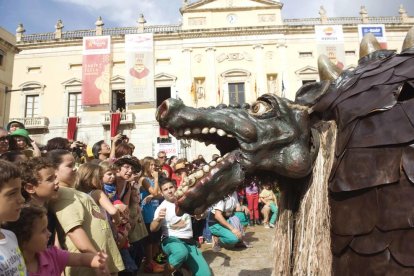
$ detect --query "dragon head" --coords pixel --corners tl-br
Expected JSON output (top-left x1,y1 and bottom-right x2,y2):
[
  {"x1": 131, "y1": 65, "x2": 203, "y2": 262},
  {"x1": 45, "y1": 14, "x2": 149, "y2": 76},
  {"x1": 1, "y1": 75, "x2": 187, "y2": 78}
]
[{"x1": 156, "y1": 94, "x2": 319, "y2": 215}]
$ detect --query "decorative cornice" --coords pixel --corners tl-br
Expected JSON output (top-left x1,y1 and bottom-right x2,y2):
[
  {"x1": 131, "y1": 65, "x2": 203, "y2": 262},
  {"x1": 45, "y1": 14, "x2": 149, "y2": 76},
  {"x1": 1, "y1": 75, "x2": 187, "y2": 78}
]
[
  {"x1": 14, "y1": 19, "x2": 414, "y2": 50},
  {"x1": 0, "y1": 37, "x2": 20, "y2": 53}
]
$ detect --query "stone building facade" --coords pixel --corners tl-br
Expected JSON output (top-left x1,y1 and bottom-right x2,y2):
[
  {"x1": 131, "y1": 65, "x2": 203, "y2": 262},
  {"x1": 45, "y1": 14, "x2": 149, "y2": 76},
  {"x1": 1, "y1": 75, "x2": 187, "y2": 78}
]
[{"x1": 6, "y1": 0, "x2": 414, "y2": 159}]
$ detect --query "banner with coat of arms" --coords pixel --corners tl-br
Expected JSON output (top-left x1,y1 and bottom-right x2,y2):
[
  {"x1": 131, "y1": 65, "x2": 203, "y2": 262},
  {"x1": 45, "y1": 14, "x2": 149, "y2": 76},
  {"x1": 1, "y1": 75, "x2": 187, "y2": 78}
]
[
  {"x1": 81, "y1": 36, "x2": 111, "y2": 106},
  {"x1": 125, "y1": 33, "x2": 155, "y2": 104}
]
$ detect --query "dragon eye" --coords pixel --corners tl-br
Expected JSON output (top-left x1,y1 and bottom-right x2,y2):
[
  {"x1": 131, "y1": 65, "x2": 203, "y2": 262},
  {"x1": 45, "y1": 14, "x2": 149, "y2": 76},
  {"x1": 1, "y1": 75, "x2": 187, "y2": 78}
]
[{"x1": 250, "y1": 101, "x2": 271, "y2": 115}]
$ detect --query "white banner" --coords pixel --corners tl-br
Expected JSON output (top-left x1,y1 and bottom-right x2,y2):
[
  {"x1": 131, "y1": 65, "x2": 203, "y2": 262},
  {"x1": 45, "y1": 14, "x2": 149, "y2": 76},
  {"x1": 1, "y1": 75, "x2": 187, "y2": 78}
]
[
  {"x1": 315, "y1": 25, "x2": 345, "y2": 69},
  {"x1": 315, "y1": 25, "x2": 344, "y2": 43},
  {"x1": 125, "y1": 34, "x2": 155, "y2": 103},
  {"x1": 358, "y1": 24, "x2": 387, "y2": 48}
]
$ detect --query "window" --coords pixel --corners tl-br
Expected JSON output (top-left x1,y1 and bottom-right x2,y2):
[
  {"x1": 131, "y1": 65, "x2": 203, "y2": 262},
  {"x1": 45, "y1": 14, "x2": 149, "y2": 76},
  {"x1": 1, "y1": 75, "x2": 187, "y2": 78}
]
[
  {"x1": 0, "y1": 49, "x2": 4, "y2": 66},
  {"x1": 299, "y1": 52, "x2": 313, "y2": 58},
  {"x1": 111, "y1": 90, "x2": 126, "y2": 112},
  {"x1": 68, "y1": 92, "x2": 82, "y2": 117},
  {"x1": 25, "y1": 95, "x2": 39, "y2": 117},
  {"x1": 228, "y1": 83, "x2": 245, "y2": 105}
]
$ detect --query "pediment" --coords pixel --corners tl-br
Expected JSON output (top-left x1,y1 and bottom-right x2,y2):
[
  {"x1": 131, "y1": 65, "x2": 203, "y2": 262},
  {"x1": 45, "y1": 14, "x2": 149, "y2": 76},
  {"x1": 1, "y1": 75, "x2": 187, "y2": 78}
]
[
  {"x1": 61, "y1": 78, "x2": 82, "y2": 87},
  {"x1": 184, "y1": 0, "x2": 282, "y2": 12},
  {"x1": 295, "y1": 66, "x2": 318, "y2": 75},
  {"x1": 111, "y1": 75, "x2": 125, "y2": 83},
  {"x1": 154, "y1": 73, "x2": 177, "y2": 82}
]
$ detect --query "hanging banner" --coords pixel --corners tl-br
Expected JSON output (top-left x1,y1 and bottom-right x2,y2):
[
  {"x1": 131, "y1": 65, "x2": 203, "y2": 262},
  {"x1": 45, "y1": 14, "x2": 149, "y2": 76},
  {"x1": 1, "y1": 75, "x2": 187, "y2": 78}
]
[
  {"x1": 358, "y1": 24, "x2": 387, "y2": 49},
  {"x1": 81, "y1": 36, "x2": 111, "y2": 106},
  {"x1": 125, "y1": 33, "x2": 155, "y2": 103},
  {"x1": 315, "y1": 25, "x2": 345, "y2": 69}
]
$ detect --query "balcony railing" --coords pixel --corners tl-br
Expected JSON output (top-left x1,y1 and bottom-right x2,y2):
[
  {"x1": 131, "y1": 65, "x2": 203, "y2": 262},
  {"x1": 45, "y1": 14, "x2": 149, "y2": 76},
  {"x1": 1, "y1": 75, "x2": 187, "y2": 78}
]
[
  {"x1": 102, "y1": 112, "x2": 135, "y2": 125},
  {"x1": 9, "y1": 117, "x2": 49, "y2": 129}
]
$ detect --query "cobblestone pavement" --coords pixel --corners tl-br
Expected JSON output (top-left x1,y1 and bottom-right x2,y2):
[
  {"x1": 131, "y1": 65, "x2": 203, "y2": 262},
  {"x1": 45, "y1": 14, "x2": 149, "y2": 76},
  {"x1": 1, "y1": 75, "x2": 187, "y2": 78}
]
[{"x1": 140, "y1": 224, "x2": 275, "y2": 275}]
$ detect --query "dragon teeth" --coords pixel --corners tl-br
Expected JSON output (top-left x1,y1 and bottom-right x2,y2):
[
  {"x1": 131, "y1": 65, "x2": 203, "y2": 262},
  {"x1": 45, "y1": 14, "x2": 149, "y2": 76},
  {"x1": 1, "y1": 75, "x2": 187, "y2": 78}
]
[
  {"x1": 175, "y1": 190, "x2": 184, "y2": 197},
  {"x1": 178, "y1": 129, "x2": 184, "y2": 136},
  {"x1": 209, "y1": 127, "x2": 217, "y2": 134},
  {"x1": 217, "y1": 129, "x2": 226, "y2": 136},
  {"x1": 181, "y1": 186, "x2": 189, "y2": 193},
  {"x1": 209, "y1": 161, "x2": 217, "y2": 167},
  {"x1": 193, "y1": 128, "x2": 201, "y2": 134},
  {"x1": 184, "y1": 128, "x2": 191, "y2": 136},
  {"x1": 202, "y1": 127, "x2": 209, "y2": 134},
  {"x1": 227, "y1": 134, "x2": 234, "y2": 138},
  {"x1": 217, "y1": 157, "x2": 223, "y2": 162},
  {"x1": 203, "y1": 165, "x2": 210, "y2": 173},
  {"x1": 194, "y1": 170, "x2": 204, "y2": 179}
]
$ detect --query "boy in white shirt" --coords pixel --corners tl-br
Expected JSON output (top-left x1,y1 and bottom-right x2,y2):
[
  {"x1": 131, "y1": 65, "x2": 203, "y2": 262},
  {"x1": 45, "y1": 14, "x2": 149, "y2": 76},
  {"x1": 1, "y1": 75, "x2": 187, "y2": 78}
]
[
  {"x1": 0, "y1": 160, "x2": 27, "y2": 275},
  {"x1": 150, "y1": 178, "x2": 211, "y2": 276}
]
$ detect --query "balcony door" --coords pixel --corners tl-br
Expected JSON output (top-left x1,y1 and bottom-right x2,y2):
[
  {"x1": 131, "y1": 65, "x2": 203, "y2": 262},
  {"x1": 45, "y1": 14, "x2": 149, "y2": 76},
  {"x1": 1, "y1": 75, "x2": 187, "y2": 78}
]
[{"x1": 111, "y1": 89, "x2": 126, "y2": 112}]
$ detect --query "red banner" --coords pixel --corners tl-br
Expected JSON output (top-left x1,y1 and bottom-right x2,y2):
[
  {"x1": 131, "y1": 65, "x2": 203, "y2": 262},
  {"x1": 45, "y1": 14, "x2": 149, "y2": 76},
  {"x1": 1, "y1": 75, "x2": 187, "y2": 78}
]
[
  {"x1": 82, "y1": 36, "x2": 111, "y2": 106},
  {"x1": 110, "y1": 113, "x2": 121, "y2": 138},
  {"x1": 67, "y1": 117, "x2": 78, "y2": 141},
  {"x1": 159, "y1": 127, "x2": 169, "y2": 137}
]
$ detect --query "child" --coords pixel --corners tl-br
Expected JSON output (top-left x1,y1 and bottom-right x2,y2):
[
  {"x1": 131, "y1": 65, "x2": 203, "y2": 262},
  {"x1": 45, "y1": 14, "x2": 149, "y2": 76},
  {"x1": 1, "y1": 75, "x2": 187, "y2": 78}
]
[
  {"x1": 4, "y1": 205, "x2": 109, "y2": 276},
  {"x1": 75, "y1": 163, "x2": 136, "y2": 275},
  {"x1": 259, "y1": 181, "x2": 278, "y2": 228},
  {"x1": 75, "y1": 163, "x2": 121, "y2": 226},
  {"x1": 19, "y1": 157, "x2": 59, "y2": 205},
  {"x1": 0, "y1": 160, "x2": 26, "y2": 275},
  {"x1": 47, "y1": 149, "x2": 124, "y2": 276},
  {"x1": 99, "y1": 161, "x2": 119, "y2": 202},
  {"x1": 19, "y1": 157, "x2": 59, "y2": 246}
]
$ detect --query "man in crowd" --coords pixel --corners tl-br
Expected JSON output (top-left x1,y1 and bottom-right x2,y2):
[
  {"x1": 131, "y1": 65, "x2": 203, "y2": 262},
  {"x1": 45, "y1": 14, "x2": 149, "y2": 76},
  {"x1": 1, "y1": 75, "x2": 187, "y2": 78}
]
[
  {"x1": 157, "y1": 151, "x2": 172, "y2": 178},
  {"x1": 150, "y1": 178, "x2": 211, "y2": 276},
  {"x1": 0, "y1": 127, "x2": 9, "y2": 155}
]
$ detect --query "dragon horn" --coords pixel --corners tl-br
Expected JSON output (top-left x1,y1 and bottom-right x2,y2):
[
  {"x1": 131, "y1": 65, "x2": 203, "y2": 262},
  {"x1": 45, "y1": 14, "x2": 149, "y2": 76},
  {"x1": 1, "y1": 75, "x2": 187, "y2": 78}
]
[
  {"x1": 402, "y1": 26, "x2": 414, "y2": 51},
  {"x1": 359, "y1": 33, "x2": 381, "y2": 58},
  {"x1": 318, "y1": 55, "x2": 342, "y2": 81}
]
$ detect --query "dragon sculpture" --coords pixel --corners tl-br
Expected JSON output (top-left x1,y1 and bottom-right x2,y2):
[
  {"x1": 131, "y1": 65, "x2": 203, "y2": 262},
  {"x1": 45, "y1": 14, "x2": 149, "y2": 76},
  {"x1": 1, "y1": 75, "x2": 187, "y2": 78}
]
[{"x1": 156, "y1": 27, "x2": 414, "y2": 275}]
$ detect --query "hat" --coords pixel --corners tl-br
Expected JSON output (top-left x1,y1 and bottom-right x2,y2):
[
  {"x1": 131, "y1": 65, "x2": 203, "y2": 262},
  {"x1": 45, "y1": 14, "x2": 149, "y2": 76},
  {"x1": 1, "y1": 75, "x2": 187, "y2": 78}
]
[
  {"x1": 10, "y1": 129, "x2": 31, "y2": 144},
  {"x1": 6, "y1": 120, "x2": 25, "y2": 132},
  {"x1": 114, "y1": 155, "x2": 142, "y2": 173},
  {"x1": 174, "y1": 160, "x2": 187, "y2": 173}
]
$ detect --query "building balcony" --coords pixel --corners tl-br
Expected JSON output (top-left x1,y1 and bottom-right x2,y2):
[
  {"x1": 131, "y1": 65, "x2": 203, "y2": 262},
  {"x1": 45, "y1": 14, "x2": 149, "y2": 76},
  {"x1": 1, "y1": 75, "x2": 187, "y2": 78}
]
[
  {"x1": 102, "y1": 112, "x2": 135, "y2": 125},
  {"x1": 9, "y1": 117, "x2": 49, "y2": 129}
]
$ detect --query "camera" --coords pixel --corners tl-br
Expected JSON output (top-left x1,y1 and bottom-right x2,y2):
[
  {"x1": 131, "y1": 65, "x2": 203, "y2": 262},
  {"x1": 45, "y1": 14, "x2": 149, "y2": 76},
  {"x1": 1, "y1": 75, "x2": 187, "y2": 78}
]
[{"x1": 72, "y1": 141, "x2": 86, "y2": 158}]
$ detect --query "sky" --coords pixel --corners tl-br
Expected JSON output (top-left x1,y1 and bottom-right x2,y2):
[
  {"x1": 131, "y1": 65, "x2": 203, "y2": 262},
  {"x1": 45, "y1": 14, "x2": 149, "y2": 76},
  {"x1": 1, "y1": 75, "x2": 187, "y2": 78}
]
[{"x1": 0, "y1": 0, "x2": 413, "y2": 35}]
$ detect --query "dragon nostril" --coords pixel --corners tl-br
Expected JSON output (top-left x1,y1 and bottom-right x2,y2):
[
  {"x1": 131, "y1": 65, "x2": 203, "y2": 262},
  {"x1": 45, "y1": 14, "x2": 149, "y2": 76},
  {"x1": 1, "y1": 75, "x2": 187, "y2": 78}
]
[{"x1": 156, "y1": 101, "x2": 169, "y2": 121}]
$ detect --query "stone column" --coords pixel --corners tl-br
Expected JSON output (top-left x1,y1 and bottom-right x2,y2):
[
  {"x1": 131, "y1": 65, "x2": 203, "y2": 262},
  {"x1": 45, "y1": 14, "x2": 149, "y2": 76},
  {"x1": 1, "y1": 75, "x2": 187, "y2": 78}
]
[
  {"x1": 277, "y1": 39, "x2": 288, "y2": 99},
  {"x1": 205, "y1": 47, "x2": 217, "y2": 105},
  {"x1": 181, "y1": 48, "x2": 193, "y2": 104},
  {"x1": 253, "y1": 44, "x2": 265, "y2": 97}
]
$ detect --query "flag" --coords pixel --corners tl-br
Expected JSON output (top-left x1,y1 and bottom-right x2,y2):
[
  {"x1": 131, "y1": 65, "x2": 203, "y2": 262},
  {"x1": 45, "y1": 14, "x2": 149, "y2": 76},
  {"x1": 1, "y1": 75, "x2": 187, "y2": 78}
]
[
  {"x1": 67, "y1": 117, "x2": 78, "y2": 141},
  {"x1": 190, "y1": 81, "x2": 197, "y2": 104},
  {"x1": 110, "y1": 112, "x2": 121, "y2": 138}
]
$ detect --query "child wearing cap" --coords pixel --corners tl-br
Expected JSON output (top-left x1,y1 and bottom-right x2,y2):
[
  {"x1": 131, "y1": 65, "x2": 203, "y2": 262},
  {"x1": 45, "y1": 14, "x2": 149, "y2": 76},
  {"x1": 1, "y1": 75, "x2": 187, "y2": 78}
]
[{"x1": 9, "y1": 129, "x2": 41, "y2": 158}]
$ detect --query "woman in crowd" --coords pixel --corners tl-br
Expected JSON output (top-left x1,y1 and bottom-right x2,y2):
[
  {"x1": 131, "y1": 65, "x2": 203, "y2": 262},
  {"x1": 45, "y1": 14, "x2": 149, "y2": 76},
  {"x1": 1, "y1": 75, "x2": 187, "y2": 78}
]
[{"x1": 139, "y1": 156, "x2": 164, "y2": 273}]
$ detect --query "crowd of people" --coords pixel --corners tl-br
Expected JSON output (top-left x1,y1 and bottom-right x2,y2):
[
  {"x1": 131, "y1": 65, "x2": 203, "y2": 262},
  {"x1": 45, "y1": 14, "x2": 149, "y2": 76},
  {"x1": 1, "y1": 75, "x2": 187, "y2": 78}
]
[{"x1": 0, "y1": 120, "x2": 279, "y2": 276}]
